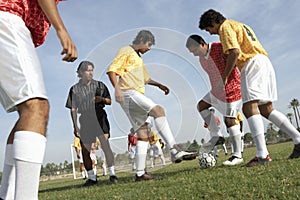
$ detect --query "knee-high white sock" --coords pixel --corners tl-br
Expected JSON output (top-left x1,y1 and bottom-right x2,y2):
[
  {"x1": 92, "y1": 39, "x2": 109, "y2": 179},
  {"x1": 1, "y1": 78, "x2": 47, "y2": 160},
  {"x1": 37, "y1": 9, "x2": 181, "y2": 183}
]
[
  {"x1": 268, "y1": 110, "x2": 300, "y2": 144},
  {"x1": 154, "y1": 117, "x2": 177, "y2": 154},
  {"x1": 200, "y1": 109, "x2": 219, "y2": 133},
  {"x1": 247, "y1": 115, "x2": 269, "y2": 158},
  {"x1": 108, "y1": 166, "x2": 115, "y2": 176},
  {"x1": 0, "y1": 144, "x2": 15, "y2": 200},
  {"x1": 227, "y1": 124, "x2": 242, "y2": 158},
  {"x1": 102, "y1": 163, "x2": 107, "y2": 175},
  {"x1": 135, "y1": 141, "x2": 148, "y2": 177},
  {"x1": 13, "y1": 131, "x2": 46, "y2": 200},
  {"x1": 222, "y1": 143, "x2": 228, "y2": 155},
  {"x1": 87, "y1": 170, "x2": 96, "y2": 181},
  {"x1": 150, "y1": 156, "x2": 154, "y2": 168}
]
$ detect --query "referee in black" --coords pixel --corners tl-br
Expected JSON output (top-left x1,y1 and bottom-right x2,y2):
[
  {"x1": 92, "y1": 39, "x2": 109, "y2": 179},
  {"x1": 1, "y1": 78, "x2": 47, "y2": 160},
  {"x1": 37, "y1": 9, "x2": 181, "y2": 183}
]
[{"x1": 66, "y1": 61, "x2": 118, "y2": 186}]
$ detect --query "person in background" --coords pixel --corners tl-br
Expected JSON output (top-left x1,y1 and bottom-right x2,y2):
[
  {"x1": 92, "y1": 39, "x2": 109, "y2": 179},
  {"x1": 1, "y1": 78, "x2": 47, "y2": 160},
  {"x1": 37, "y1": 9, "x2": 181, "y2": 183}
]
[
  {"x1": 74, "y1": 136, "x2": 87, "y2": 179},
  {"x1": 128, "y1": 129, "x2": 138, "y2": 171}
]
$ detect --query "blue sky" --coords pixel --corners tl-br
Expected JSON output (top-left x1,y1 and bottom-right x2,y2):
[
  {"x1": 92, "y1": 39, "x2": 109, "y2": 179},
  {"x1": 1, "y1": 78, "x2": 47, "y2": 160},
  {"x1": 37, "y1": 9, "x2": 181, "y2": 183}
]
[{"x1": 0, "y1": 0, "x2": 299, "y2": 167}]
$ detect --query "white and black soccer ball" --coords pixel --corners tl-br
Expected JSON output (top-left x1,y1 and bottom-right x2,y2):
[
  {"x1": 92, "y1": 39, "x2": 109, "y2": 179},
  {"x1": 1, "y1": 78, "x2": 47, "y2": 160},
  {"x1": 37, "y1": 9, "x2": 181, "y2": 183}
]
[{"x1": 198, "y1": 152, "x2": 216, "y2": 169}]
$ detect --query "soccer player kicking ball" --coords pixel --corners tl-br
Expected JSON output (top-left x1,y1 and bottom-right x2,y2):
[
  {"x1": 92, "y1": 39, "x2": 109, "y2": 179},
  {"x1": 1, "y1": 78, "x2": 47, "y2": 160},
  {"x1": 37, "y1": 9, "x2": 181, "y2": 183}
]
[
  {"x1": 199, "y1": 9, "x2": 300, "y2": 167},
  {"x1": 107, "y1": 30, "x2": 197, "y2": 181},
  {"x1": 186, "y1": 35, "x2": 243, "y2": 166}
]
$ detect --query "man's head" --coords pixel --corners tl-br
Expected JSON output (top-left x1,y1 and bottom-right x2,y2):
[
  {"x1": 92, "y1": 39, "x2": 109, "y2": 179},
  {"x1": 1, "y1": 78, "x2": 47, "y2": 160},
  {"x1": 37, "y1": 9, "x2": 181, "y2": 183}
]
[
  {"x1": 199, "y1": 9, "x2": 226, "y2": 35},
  {"x1": 132, "y1": 30, "x2": 155, "y2": 54},
  {"x1": 77, "y1": 61, "x2": 94, "y2": 81},
  {"x1": 186, "y1": 34, "x2": 208, "y2": 57}
]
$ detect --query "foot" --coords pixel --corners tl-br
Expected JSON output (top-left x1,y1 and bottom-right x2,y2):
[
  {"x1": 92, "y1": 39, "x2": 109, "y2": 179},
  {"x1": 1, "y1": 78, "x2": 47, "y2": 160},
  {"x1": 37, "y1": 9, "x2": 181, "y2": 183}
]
[
  {"x1": 223, "y1": 156, "x2": 243, "y2": 166},
  {"x1": 135, "y1": 172, "x2": 155, "y2": 182},
  {"x1": 244, "y1": 154, "x2": 272, "y2": 167},
  {"x1": 171, "y1": 151, "x2": 197, "y2": 163},
  {"x1": 82, "y1": 179, "x2": 97, "y2": 187},
  {"x1": 288, "y1": 143, "x2": 300, "y2": 159},
  {"x1": 109, "y1": 175, "x2": 118, "y2": 183}
]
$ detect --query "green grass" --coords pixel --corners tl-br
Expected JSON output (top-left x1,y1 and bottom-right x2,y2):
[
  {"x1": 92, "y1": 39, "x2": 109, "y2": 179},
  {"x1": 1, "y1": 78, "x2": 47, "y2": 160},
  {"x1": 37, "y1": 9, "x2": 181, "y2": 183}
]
[{"x1": 39, "y1": 142, "x2": 300, "y2": 200}]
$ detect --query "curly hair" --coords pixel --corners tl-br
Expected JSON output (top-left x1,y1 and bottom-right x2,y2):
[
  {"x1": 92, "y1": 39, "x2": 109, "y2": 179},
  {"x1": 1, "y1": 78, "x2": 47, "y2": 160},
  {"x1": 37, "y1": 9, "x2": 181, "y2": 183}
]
[
  {"x1": 199, "y1": 9, "x2": 226, "y2": 30},
  {"x1": 132, "y1": 30, "x2": 155, "y2": 45}
]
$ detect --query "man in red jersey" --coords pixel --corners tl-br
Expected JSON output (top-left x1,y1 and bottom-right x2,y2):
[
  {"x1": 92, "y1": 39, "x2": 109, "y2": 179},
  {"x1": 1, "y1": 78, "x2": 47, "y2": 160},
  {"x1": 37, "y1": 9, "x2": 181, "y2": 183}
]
[
  {"x1": 0, "y1": 0, "x2": 77, "y2": 199},
  {"x1": 186, "y1": 34, "x2": 243, "y2": 166}
]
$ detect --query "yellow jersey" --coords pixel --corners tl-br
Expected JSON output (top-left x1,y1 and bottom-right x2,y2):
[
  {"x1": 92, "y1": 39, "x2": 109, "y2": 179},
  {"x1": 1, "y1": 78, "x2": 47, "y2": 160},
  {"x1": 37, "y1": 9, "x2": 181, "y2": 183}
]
[
  {"x1": 148, "y1": 130, "x2": 159, "y2": 144},
  {"x1": 73, "y1": 137, "x2": 82, "y2": 150},
  {"x1": 219, "y1": 20, "x2": 268, "y2": 70},
  {"x1": 107, "y1": 46, "x2": 151, "y2": 94}
]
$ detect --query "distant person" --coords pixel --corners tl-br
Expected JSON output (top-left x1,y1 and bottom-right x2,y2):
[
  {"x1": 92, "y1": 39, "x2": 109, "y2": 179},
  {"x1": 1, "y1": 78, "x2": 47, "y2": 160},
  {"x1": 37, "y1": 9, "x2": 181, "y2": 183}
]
[
  {"x1": 0, "y1": 0, "x2": 77, "y2": 199},
  {"x1": 199, "y1": 9, "x2": 300, "y2": 166},
  {"x1": 107, "y1": 30, "x2": 196, "y2": 181},
  {"x1": 97, "y1": 148, "x2": 107, "y2": 176},
  {"x1": 66, "y1": 61, "x2": 118, "y2": 186},
  {"x1": 128, "y1": 129, "x2": 138, "y2": 171},
  {"x1": 186, "y1": 34, "x2": 243, "y2": 166},
  {"x1": 74, "y1": 137, "x2": 87, "y2": 179},
  {"x1": 148, "y1": 129, "x2": 166, "y2": 168}
]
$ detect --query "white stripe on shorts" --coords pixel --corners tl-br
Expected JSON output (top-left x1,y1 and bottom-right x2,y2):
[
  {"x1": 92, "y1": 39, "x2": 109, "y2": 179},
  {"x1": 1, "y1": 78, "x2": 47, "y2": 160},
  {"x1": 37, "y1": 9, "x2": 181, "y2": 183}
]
[
  {"x1": 0, "y1": 11, "x2": 47, "y2": 112},
  {"x1": 240, "y1": 54, "x2": 277, "y2": 104}
]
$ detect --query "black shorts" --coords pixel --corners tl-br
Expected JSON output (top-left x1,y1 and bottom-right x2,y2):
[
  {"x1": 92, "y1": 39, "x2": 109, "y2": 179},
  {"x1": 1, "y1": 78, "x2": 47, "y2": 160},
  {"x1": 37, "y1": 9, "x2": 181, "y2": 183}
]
[{"x1": 79, "y1": 109, "x2": 110, "y2": 145}]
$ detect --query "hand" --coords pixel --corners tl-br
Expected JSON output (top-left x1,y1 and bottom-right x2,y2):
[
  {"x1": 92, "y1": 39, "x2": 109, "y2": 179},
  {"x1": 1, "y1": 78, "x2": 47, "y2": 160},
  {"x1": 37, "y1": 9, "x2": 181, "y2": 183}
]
[
  {"x1": 159, "y1": 84, "x2": 169, "y2": 95},
  {"x1": 57, "y1": 29, "x2": 78, "y2": 62}
]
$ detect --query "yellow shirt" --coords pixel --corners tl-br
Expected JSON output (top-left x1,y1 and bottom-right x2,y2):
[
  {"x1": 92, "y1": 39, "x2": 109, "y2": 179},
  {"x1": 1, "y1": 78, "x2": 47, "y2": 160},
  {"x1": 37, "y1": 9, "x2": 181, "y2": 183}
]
[
  {"x1": 219, "y1": 20, "x2": 268, "y2": 70},
  {"x1": 148, "y1": 130, "x2": 159, "y2": 144},
  {"x1": 235, "y1": 112, "x2": 243, "y2": 125},
  {"x1": 107, "y1": 46, "x2": 151, "y2": 94},
  {"x1": 73, "y1": 137, "x2": 82, "y2": 150}
]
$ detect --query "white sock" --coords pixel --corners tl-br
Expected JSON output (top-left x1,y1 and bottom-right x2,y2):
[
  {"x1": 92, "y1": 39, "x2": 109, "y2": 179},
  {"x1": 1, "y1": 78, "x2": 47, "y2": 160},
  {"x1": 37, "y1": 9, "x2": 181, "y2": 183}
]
[
  {"x1": 102, "y1": 163, "x2": 107, "y2": 175},
  {"x1": 150, "y1": 156, "x2": 154, "y2": 168},
  {"x1": 160, "y1": 155, "x2": 166, "y2": 165},
  {"x1": 87, "y1": 170, "x2": 96, "y2": 181},
  {"x1": 136, "y1": 141, "x2": 148, "y2": 177},
  {"x1": 227, "y1": 125, "x2": 242, "y2": 158},
  {"x1": 154, "y1": 117, "x2": 177, "y2": 153},
  {"x1": 0, "y1": 144, "x2": 15, "y2": 200},
  {"x1": 81, "y1": 171, "x2": 86, "y2": 178},
  {"x1": 268, "y1": 110, "x2": 300, "y2": 144},
  {"x1": 200, "y1": 109, "x2": 219, "y2": 133},
  {"x1": 13, "y1": 131, "x2": 46, "y2": 200},
  {"x1": 247, "y1": 115, "x2": 269, "y2": 158},
  {"x1": 108, "y1": 166, "x2": 115, "y2": 176},
  {"x1": 93, "y1": 166, "x2": 97, "y2": 175}
]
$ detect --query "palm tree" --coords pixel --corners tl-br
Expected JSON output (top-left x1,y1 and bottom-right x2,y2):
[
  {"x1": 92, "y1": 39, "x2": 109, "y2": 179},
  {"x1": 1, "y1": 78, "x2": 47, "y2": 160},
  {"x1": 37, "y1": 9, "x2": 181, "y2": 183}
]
[{"x1": 289, "y1": 98, "x2": 300, "y2": 129}]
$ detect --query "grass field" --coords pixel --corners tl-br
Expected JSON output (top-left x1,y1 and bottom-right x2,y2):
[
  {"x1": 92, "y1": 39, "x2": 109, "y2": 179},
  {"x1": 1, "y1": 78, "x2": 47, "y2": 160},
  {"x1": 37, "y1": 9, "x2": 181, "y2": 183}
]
[{"x1": 39, "y1": 142, "x2": 300, "y2": 200}]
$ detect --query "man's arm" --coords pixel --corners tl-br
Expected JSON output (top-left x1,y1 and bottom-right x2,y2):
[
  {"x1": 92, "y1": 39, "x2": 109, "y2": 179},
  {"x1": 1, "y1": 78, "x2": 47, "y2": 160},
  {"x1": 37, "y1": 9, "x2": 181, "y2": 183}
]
[
  {"x1": 37, "y1": 0, "x2": 77, "y2": 62},
  {"x1": 70, "y1": 108, "x2": 80, "y2": 137},
  {"x1": 107, "y1": 72, "x2": 124, "y2": 103},
  {"x1": 147, "y1": 79, "x2": 169, "y2": 95},
  {"x1": 222, "y1": 48, "x2": 239, "y2": 85}
]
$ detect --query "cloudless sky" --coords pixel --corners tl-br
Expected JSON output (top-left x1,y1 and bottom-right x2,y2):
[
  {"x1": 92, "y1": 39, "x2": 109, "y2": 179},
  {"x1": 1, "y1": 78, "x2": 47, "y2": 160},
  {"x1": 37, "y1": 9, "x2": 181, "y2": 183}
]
[{"x1": 0, "y1": 0, "x2": 299, "y2": 168}]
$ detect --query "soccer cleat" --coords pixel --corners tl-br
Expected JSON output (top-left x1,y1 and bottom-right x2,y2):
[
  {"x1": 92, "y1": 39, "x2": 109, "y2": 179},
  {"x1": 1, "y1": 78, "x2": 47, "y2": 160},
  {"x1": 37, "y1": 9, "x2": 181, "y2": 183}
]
[
  {"x1": 82, "y1": 179, "x2": 97, "y2": 187},
  {"x1": 244, "y1": 154, "x2": 272, "y2": 167},
  {"x1": 223, "y1": 156, "x2": 243, "y2": 166},
  {"x1": 135, "y1": 172, "x2": 155, "y2": 182},
  {"x1": 171, "y1": 151, "x2": 197, "y2": 163},
  {"x1": 109, "y1": 175, "x2": 118, "y2": 183},
  {"x1": 288, "y1": 143, "x2": 300, "y2": 159}
]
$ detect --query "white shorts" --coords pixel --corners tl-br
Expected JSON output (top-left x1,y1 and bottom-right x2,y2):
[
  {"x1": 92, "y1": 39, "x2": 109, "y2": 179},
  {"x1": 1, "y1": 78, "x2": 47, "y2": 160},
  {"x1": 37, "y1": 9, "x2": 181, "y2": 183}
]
[
  {"x1": 0, "y1": 11, "x2": 47, "y2": 112},
  {"x1": 129, "y1": 145, "x2": 136, "y2": 159},
  {"x1": 202, "y1": 92, "x2": 242, "y2": 118},
  {"x1": 121, "y1": 90, "x2": 157, "y2": 131},
  {"x1": 149, "y1": 141, "x2": 163, "y2": 157},
  {"x1": 241, "y1": 54, "x2": 277, "y2": 104}
]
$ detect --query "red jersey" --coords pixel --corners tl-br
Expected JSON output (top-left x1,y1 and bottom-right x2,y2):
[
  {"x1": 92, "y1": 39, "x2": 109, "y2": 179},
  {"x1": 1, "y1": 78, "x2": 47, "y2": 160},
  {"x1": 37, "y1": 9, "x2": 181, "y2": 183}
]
[
  {"x1": 128, "y1": 133, "x2": 138, "y2": 146},
  {"x1": 200, "y1": 42, "x2": 241, "y2": 102},
  {"x1": 0, "y1": 0, "x2": 60, "y2": 47}
]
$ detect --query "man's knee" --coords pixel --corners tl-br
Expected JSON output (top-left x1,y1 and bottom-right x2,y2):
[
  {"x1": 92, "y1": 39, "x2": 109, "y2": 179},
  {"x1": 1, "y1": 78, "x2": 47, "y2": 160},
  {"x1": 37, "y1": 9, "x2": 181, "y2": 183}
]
[{"x1": 149, "y1": 105, "x2": 165, "y2": 117}]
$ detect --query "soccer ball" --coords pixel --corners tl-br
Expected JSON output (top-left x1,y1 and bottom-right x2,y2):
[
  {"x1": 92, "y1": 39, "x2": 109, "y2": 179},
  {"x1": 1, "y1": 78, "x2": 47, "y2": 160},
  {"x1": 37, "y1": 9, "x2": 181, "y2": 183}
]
[{"x1": 198, "y1": 152, "x2": 216, "y2": 169}]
